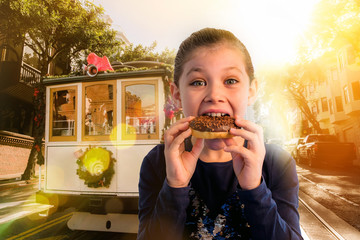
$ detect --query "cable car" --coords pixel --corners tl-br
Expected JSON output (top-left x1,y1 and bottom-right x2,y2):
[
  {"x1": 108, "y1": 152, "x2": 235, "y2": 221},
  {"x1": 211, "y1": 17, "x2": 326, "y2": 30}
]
[{"x1": 36, "y1": 61, "x2": 174, "y2": 233}]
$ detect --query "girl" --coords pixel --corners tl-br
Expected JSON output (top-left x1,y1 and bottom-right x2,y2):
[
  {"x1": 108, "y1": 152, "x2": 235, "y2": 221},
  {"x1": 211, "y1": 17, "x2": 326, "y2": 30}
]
[{"x1": 137, "y1": 28, "x2": 302, "y2": 240}]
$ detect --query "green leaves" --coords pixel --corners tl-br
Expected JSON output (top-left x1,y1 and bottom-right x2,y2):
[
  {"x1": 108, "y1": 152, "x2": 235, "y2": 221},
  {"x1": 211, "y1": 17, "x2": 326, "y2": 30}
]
[
  {"x1": 1, "y1": 0, "x2": 120, "y2": 75},
  {"x1": 111, "y1": 42, "x2": 176, "y2": 65},
  {"x1": 306, "y1": 0, "x2": 360, "y2": 58}
]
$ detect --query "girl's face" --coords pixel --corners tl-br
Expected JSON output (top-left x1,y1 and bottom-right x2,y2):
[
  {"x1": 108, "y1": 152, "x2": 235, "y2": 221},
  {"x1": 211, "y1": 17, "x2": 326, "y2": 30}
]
[{"x1": 171, "y1": 43, "x2": 258, "y2": 149}]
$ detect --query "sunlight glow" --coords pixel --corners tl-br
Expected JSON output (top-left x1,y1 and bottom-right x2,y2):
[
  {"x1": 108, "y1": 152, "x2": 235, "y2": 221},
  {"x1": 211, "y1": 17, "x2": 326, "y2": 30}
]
[{"x1": 93, "y1": 0, "x2": 318, "y2": 66}]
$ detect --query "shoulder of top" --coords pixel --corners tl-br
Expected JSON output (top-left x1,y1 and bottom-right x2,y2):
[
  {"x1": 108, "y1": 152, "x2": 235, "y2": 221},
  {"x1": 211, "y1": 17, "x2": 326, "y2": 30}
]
[
  {"x1": 143, "y1": 144, "x2": 165, "y2": 164},
  {"x1": 264, "y1": 143, "x2": 292, "y2": 163}
]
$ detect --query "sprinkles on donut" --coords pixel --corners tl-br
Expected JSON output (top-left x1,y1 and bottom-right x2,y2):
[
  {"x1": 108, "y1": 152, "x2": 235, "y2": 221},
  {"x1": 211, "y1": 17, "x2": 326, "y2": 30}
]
[{"x1": 189, "y1": 115, "x2": 241, "y2": 139}]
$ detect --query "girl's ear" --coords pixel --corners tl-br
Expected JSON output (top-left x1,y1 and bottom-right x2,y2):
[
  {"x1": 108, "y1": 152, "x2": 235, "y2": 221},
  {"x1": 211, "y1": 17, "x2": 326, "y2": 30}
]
[
  {"x1": 170, "y1": 82, "x2": 182, "y2": 108},
  {"x1": 248, "y1": 78, "x2": 258, "y2": 106}
]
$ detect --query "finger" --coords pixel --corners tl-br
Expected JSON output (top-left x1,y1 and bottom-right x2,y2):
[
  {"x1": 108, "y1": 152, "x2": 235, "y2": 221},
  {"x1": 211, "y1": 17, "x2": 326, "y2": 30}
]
[
  {"x1": 229, "y1": 126, "x2": 264, "y2": 150},
  {"x1": 229, "y1": 128, "x2": 259, "y2": 148},
  {"x1": 168, "y1": 128, "x2": 192, "y2": 151},
  {"x1": 232, "y1": 154, "x2": 245, "y2": 172},
  {"x1": 224, "y1": 144, "x2": 252, "y2": 159},
  {"x1": 174, "y1": 116, "x2": 195, "y2": 125},
  {"x1": 235, "y1": 119, "x2": 264, "y2": 139},
  {"x1": 164, "y1": 121, "x2": 191, "y2": 146},
  {"x1": 164, "y1": 116, "x2": 194, "y2": 137},
  {"x1": 229, "y1": 128, "x2": 256, "y2": 141},
  {"x1": 223, "y1": 137, "x2": 237, "y2": 147},
  {"x1": 190, "y1": 138, "x2": 204, "y2": 159}
]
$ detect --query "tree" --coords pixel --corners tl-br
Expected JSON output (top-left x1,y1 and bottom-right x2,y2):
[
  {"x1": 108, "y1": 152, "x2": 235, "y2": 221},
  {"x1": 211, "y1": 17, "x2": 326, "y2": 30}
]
[
  {"x1": 257, "y1": 60, "x2": 325, "y2": 140},
  {"x1": 282, "y1": 62, "x2": 324, "y2": 134},
  {"x1": 287, "y1": 0, "x2": 360, "y2": 135},
  {"x1": 110, "y1": 41, "x2": 176, "y2": 65},
  {"x1": 0, "y1": 0, "x2": 121, "y2": 180},
  {"x1": 304, "y1": 0, "x2": 360, "y2": 59},
  {"x1": 0, "y1": 0, "x2": 121, "y2": 75},
  {"x1": 255, "y1": 66, "x2": 299, "y2": 140}
]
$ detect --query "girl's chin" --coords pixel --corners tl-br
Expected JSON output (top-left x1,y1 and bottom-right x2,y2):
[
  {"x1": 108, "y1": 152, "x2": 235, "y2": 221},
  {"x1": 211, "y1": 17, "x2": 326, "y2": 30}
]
[{"x1": 204, "y1": 138, "x2": 227, "y2": 150}]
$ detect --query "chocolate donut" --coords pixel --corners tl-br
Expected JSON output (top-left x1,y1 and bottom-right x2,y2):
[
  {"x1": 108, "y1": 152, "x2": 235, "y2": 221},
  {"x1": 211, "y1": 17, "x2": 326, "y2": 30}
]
[{"x1": 189, "y1": 115, "x2": 240, "y2": 139}]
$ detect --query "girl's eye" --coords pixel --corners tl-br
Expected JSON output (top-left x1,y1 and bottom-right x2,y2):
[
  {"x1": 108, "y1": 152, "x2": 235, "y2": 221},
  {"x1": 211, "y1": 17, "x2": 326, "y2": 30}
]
[
  {"x1": 225, "y1": 78, "x2": 238, "y2": 85},
  {"x1": 190, "y1": 80, "x2": 206, "y2": 86}
]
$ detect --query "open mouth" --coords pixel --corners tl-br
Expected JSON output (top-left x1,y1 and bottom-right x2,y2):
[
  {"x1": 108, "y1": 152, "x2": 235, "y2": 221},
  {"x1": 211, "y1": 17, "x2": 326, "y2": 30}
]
[{"x1": 202, "y1": 113, "x2": 230, "y2": 117}]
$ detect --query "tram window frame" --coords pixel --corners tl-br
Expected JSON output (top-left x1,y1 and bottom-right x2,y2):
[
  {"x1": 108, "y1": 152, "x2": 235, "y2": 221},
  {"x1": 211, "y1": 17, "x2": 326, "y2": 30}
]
[
  {"x1": 121, "y1": 80, "x2": 159, "y2": 141},
  {"x1": 49, "y1": 86, "x2": 78, "y2": 142},
  {"x1": 82, "y1": 80, "x2": 117, "y2": 141}
]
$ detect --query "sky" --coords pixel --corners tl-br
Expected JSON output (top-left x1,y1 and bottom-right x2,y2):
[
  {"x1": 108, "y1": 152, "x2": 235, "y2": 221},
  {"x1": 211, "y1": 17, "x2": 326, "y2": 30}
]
[{"x1": 93, "y1": 0, "x2": 317, "y2": 67}]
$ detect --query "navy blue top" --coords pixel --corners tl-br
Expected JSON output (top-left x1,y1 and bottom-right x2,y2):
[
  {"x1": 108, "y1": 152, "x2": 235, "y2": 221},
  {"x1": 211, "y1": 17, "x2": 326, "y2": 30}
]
[
  {"x1": 191, "y1": 159, "x2": 237, "y2": 213},
  {"x1": 137, "y1": 140, "x2": 303, "y2": 240}
]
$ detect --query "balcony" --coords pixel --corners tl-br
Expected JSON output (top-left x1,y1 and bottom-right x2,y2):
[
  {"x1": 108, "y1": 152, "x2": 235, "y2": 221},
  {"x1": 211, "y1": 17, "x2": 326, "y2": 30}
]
[
  {"x1": 0, "y1": 61, "x2": 41, "y2": 103},
  {"x1": 316, "y1": 111, "x2": 330, "y2": 122},
  {"x1": 330, "y1": 111, "x2": 349, "y2": 124},
  {"x1": 20, "y1": 62, "x2": 41, "y2": 86},
  {"x1": 344, "y1": 100, "x2": 360, "y2": 116}
]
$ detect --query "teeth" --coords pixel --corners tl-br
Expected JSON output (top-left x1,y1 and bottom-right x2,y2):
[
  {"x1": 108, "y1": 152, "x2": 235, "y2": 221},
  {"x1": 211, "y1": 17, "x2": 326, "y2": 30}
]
[{"x1": 204, "y1": 113, "x2": 228, "y2": 117}]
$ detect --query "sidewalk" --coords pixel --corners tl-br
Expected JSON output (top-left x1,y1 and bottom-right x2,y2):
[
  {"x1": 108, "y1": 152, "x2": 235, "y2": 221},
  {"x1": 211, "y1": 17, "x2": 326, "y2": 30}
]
[
  {"x1": 0, "y1": 176, "x2": 51, "y2": 225},
  {"x1": 0, "y1": 177, "x2": 39, "y2": 191}
]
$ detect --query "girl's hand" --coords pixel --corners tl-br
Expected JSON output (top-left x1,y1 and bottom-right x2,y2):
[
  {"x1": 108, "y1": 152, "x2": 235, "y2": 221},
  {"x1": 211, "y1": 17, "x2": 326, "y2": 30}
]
[
  {"x1": 223, "y1": 118, "x2": 265, "y2": 190},
  {"x1": 164, "y1": 116, "x2": 204, "y2": 188}
]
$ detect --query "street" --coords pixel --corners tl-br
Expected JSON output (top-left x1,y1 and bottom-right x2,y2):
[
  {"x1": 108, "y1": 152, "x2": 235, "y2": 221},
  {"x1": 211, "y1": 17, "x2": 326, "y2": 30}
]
[
  {"x1": 1, "y1": 163, "x2": 360, "y2": 239},
  {"x1": 297, "y1": 163, "x2": 360, "y2": 232}
]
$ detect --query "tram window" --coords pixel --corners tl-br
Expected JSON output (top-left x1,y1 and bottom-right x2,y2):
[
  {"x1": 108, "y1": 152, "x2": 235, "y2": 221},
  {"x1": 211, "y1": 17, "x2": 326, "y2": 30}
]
[
  {"x1": 50, "y1": 86, "x2": 77, "y2": 141},
  {"x1": 122, "y1": 80, "x2": 159, "y2": 140},
  {"x1": 83, "y1": 81, "x2": 116, "y2": 141}
]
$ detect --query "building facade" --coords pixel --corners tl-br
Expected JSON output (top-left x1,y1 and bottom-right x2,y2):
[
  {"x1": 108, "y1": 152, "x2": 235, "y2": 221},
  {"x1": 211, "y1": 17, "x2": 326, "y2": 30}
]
[{"x1": 293, "y1": 45, "x2": 360, "y2": 166}]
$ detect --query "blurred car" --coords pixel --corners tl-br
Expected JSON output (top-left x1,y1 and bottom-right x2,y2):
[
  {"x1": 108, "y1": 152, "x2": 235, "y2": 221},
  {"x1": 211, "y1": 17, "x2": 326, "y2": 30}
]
[
  {"x1": 294, "y1": 138, "x2": 305, "y2": 163},
  {"x1": 297, "y1": 134, "x2": 356, "y2": 167},
  {"x1": 284, "y1": 138, "x2": 304, "y2": 161}
]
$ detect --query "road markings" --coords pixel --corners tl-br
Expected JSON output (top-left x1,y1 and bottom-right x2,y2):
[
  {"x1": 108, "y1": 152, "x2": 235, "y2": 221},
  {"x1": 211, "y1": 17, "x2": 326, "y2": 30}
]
[
  {"x1": 0, "y1": 203, "x2": 53, "y2": 224},
  {"x1": 6, "y1": 212, "x2": 73, "y2": 240},
  {"x1": 299, "y1": 175, "x2": 359, "y2": 207}
]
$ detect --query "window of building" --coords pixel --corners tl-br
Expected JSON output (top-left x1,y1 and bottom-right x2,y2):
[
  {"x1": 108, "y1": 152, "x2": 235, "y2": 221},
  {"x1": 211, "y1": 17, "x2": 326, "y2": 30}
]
[
  {"x1": 315, "y1": 100, "x2": 319, "y2": 113},
  {"x1": 329, "y1": 99, "x2": 334, "y2": 114},
  {"x1": 309, "y1": 85, "x2": 315, "y2": 94},
  {"x1": 331, "y1": 67, "x2": 338, "y2": 81},
  {"x1": 338, "y1": 46, "x2": 355, "y2": 71},
  {"x1": 312, "y1": 104, "x2": 317, "y2": 115},
  {"x1": 121, "y1": 80, "x2": 159, "y2": 140},
  {"x1": 321, "y1": 97, "x2": 328, "y2": 112},
  {"x1": 352, "y1": 81, "x2": 360, "y2": 101},
  {"x1": 83, "y1": 81, "x2": 116, "y2": 141},
  {"x1": 344, "y1": 85, "x2": 350, "y2": 104},
  {"x1": 50, "y1": 86, "x2": 77, "y2": 141},
  {"x1": 335, "y1": 96, "x2": 344, "y2": 112},
  {"x1": 338, "y1": 52, "x2": 346, "y2": 72},
  {"x1": 22, "y1": 39, "x2": 41, "y2": 70},
  {"x1": 347, "y1": 47, "x2": 356, "y2": 65}
]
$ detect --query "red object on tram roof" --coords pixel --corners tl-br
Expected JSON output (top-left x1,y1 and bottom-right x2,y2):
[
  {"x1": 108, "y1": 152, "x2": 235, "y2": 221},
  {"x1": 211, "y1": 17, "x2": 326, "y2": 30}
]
[{"x1": 87, "y1": 53, "x2": 114, "y2": 72}]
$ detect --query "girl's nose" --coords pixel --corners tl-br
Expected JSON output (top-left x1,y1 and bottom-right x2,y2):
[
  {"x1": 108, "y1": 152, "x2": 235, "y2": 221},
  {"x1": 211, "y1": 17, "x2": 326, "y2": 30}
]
[{"x1": 203, "y1": 83, "x2": 225, "y2": 103}]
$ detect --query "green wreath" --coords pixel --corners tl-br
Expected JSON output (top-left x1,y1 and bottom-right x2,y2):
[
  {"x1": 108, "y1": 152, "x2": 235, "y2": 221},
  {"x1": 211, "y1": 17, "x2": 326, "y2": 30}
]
[{"x1": 76, "y1": 147, "x2": 116, "y2": 188}]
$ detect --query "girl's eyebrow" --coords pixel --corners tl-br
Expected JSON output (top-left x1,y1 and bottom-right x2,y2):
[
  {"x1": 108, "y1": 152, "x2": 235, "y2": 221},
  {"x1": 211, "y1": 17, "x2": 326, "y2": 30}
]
[
  {"x1": 224, "y1": 66, "x2": 243, "y2": 73},
  {"x1": 186, "y1": 66, "x2": 242, "y2": 76},
  {"x1": 185, "y1": 67, "x2": 203, "y2": 76}
]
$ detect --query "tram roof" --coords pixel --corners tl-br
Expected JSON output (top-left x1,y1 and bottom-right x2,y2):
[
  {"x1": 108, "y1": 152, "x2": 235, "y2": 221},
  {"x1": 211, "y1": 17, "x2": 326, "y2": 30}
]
[{"x1": 42, "y1": 68, "x2": 170, "y2": 85}]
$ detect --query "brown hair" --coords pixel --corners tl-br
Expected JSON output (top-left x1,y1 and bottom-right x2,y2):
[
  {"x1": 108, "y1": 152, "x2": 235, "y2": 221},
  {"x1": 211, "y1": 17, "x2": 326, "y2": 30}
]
[{"x1": 173, "y1": 28, "x2": 255, "y2": 86}]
